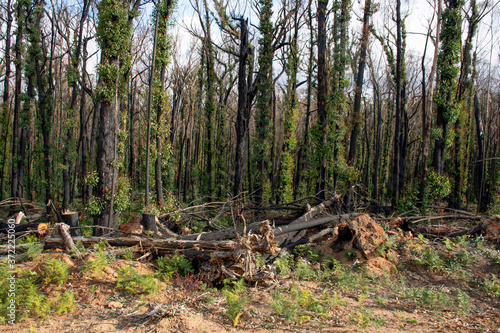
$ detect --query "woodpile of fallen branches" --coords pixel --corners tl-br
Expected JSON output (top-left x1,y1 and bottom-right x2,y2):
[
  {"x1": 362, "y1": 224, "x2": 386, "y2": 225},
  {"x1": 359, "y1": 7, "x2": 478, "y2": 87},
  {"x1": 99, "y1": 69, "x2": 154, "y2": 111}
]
[
  {"x1": 3, "y1": 196, "x2": 499, "y2": 286},
  {"x1": 41, "y1": 196, "x2": 358, "y2": 285}
]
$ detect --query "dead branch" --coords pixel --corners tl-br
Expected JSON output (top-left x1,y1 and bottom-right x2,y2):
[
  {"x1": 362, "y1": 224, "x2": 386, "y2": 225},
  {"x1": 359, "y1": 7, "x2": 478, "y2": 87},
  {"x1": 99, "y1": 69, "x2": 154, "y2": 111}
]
[
  {"x1": 377, "y1": 214, "x2": 484, "y2": 223},
  {"x1": 276, "y1": 196, "x2": 342, "y2": 246},
  {"x1": 54, "y1": 223, "x2": 82, "y2": 258},
  {"x1": 273, "y1": 213, "x2": 358, "y2": 237},
  {"x1": 179, "y1": 220, "x2": 270, "y2": 241}
]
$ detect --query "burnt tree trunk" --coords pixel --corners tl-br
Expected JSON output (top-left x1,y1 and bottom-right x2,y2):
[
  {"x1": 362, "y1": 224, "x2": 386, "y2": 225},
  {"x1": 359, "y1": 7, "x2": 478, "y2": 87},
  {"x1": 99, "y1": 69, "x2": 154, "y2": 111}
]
[
  {"x1": 419, "y1": 0, "x2": 441, "y2": 205},
  {"x1": 11, "y1": 0, "x2": 25, "y2": 202},
  {"x1": 0, "y1": 0, "x2": 13, "y2": 201},
  {"x1": 63, "y1": 0, "x2": 90, "y2": 211},
  {"x1": 346, "y1": 0, "x2": 372, "y2": 209},
  {"x1": 233, "y1": 18, "x2": 251, "y2": 196},
  {"x1": 474, "y1": 94, "x2": 486, "y2": 213},
  {"x1": 316, "y1": 0, "x2": 328, "y2": 200},
  {"x1": 62, "y1": 212, "x2": 81, "y2": 237}
]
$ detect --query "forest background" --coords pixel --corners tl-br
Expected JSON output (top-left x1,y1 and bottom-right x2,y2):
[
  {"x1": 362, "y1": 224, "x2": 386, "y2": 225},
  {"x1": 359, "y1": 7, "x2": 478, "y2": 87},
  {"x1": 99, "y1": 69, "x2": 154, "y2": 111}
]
[{"x1": 0, "y1": 0, "x2": 499, "y2": 231}]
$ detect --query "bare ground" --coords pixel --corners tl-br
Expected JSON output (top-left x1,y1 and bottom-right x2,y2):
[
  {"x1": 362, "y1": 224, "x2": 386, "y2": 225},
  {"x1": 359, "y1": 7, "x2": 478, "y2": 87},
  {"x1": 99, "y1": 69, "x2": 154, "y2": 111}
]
[{"x1": 2, "y1": 223, "x2": 500, "y2": 333}]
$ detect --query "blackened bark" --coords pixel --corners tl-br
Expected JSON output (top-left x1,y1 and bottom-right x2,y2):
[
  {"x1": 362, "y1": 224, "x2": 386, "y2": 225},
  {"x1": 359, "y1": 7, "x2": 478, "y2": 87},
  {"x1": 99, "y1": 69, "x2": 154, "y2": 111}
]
[
  {"x1": 95, "y1": 87, "x2": 119, "y2": 233},
  {"x1": 128, "y1": 78, "x2": 136, "y2": 183},
  {"x1": 33, "y1": 34, "x2": 52, "y2": 203},
  {"x1": 11, "y1": 0, "x2": 24, "y2": 200},
  {"x1": 392, "y1": 0, "x2": 407, "y2": 208},
  {"x1": 63, "y1": 0, "x2": 90, "y2": 211},
  {"x1": 317, "y1": 0, "x2": 328, "y2": 200},
  {"x1": 0, "y1": 0, "x2": 13, "y2": 201},
  {"x1": 155, "y1": 68, "x2": 166, "y2": 205},
  {"x1": 372, "y1": 84, "x2": 382, "y2": 203},
  {"x1": 80, "y1": 38, "x2": 91, "y2": 202},
  {"x1": 346, "y1": 0, "x2": 371, "y2": 210},
  {"x1": 233, "y1": 18, "x2": 250, "y2": 196},
  {"x1": 347, "y1": 0, "x2": 371, "y2": 165},
  {"x1": 419, "y1": 0, "x2": 441, "y2": 204},
  {"x1": 473, "y1": 94, "x2": 486, "y2": 212}
]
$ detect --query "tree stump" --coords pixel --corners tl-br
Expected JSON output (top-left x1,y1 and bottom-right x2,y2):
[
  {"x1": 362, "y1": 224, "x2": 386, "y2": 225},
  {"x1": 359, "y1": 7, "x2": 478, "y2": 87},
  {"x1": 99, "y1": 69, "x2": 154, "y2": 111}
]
[
  {"x1": 141, "y1": 213, "x2": 158, "y2": 233},
  {"x1": 62, "y1": 212, "x2": 81, "y2": 237}
]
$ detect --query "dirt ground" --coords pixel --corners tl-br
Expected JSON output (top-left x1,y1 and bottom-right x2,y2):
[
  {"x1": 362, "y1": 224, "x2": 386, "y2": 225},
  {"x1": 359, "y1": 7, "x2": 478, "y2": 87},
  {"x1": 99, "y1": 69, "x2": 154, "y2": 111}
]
[{"x1": 1, "y1": 219, "x2": 500, "y2": 333}]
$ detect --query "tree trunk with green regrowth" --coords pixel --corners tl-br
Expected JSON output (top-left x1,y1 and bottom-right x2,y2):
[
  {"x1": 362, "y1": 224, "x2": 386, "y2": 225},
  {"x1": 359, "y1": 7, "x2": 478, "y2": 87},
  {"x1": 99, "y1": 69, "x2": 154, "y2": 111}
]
[
  {"x1": 253, "y1": 0, "x2": 274, "y2": 205},
  {"x1": 154, "y1": 0, "x2": 175, "y2": 206},
  {"x1": 278, "y1": 0, "x2": 300, "y2": 204},
  {"x1": 94, "y1": 0, "x2": 134, "y2": 233},
  {"x1": 432, "y1": 0, "x2": 463, "y2": 177}
]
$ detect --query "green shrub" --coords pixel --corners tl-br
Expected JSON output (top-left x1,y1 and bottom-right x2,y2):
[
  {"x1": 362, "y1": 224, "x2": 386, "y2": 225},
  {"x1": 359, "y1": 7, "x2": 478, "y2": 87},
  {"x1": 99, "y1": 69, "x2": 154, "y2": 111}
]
[
  {"x1": 38, "y1": 258, "x2": 71, "y2": 286},
  {"x1": 117, "y1": 266, "x2": 159, "y2": 295},
  {"x1": 413, "y1": 247, "x2": 444, "y2": 272},
  {"x1": 119, "y1": 248, "x2": 135, "y2": 260},
  {"x1": 275, "y1": 253, "x2": 294, "y2": 276},
  {"x1": 156, "y1": 253, "x2": 194, "y2": 280},
  {"x1": 55, "y1": 290, "x2": 76, "y2": 314},
  {"x1": 25, "y1": 290, "x2": 51, "y2": 318},
  {"x1": 24, "y1": 243, "x2": 44, "y2": 261},
  {"x1": 270, "y1": 285, "x2": 328, "y2": 323},
  {"x1": 294, "y1": 244, "x2": 321, "y2": 262},
  {"x1": 350, "y1": 307, "x2": 386, "y2": 329},
  {"x1": 483, "y1": 274, "x2": 500, "y2": 297},
  {"x1": 223, "y1": 278, "x2": 249, "y2": 326},
  {"x1": 295, "y1": 260, "x2": 318, "y2": 281},
  {"x1": 344, "y1": 249, "x2": 357, "y2": 260},
  {"x1": 254, "y1": 252, "x2": 266, "y2": 268},
  {"x1": 375, "y1": 235, "x2": 398, "y2": 257}
]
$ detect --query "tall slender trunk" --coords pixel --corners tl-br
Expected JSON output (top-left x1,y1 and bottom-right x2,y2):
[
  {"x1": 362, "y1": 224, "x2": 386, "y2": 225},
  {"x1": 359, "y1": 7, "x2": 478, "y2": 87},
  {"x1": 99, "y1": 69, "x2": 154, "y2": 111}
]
[
  {"x1": 316, "y1": 0, "x2": 328, "y2": 199},
  {"x1": 63, "y1": 0, "x2": 90, "y2": 211},
  {"x1": 11, "y1": 0, "x2": 25, "y2": 200},
  {"x1": 233, "y1": 18, "x2": 250, "y2": 196},
  {"x1": 0, "y1": 0, "x2": 13, "y2": 201},
  {"x1": 473, "y1": 94, "x2": 486, "y2": 212},
  {"x1": 347, "y1": 0, "x2": 371, "y2": 165},
  {"x1": 419, "y1": 0, "x2": 441, "y2": 204},
  {"x1": 392, "y1": 0, "x2": 405, "y2": 208},
  {"x1": 346, "y1": 0, "x2": 371, "y2": 209},
  {"x1": 372, "y1": 84, "x2": 382, "y2": 203}
]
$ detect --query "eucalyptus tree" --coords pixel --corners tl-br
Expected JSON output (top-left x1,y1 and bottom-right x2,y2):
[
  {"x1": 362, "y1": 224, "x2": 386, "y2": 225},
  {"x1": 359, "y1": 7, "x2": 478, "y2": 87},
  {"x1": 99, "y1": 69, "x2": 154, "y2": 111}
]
[
  {"x1": 153, "y1": 0, "x2": 175, "y2": 206},
  {"x1": 11, "y1": 0, "x2": 28, "y2": 201},
  {"x1": 94, "y1": 0, "x2": 138, "y2": 232},
  {"x1": 315, "y1": 0, "x2": 328, "y2": 199},
  {"x1": 253, "y1": 0, "x2": 274, "y2": 204},
  {"x1": 328, "y1": 0, "x2": 351, "y2": 204},
  {"x1": 451, "y1": 0, "x2": 489, "y2": 209},
  {"x1": 26, "y1": 0, "x2": 54, "y2": 203},
  {"x1": 293, "y1": 2, "x2": 314, "y2": 198},
  {"x1": 0, "y1": 0, "x2": 13, "y2": 200},
  {"x1": 62, "y1": 0, "x2": 91, "y2": 211},
  {"x1": 419, "y1": 0, "x2": 442, "y2": 206},
  {"x1": 432, "y1": 0, "x2": 464, "y2": 177},
  {"x1": 371, "y1": 1, "x2": 408, "y2": 207},
  {"x1": 392, "y1": 0, "x2": 408, "y2": 207},
  {"x1": 278, "y1": 0, "x2": 302, "y2": 203}
]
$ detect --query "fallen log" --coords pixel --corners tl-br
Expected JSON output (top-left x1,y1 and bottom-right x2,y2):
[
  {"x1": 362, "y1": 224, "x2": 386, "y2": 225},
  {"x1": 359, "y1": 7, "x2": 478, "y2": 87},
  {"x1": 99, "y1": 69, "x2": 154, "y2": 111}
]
[
  {"x1": 276, "y1": 196, "x2": 343, "y2": 246},
  {"x1": 0, "y1": 222, "x2": 49, "y2": 234},
  {"x1": 283, "y1": 227, "x2": 336, "y2": 251},
  {"x1": 179, "y1": 220, "x2": 270, "y2": 241},
  {"x1": 45, "y1": 236, "x2": 245, "y2": 251},
  {"x1": 44, "y1": 225, "x2": 278, "y2": 255},
  {"x1": 274, "y1": 213, "x2": 358, "y2": 237},
  {"x1": 414, "y1": 217, "x2": 499, "y2": 240},
  {"x1": 378, "y1": 214, "x2": 484, "y2": 223}
]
